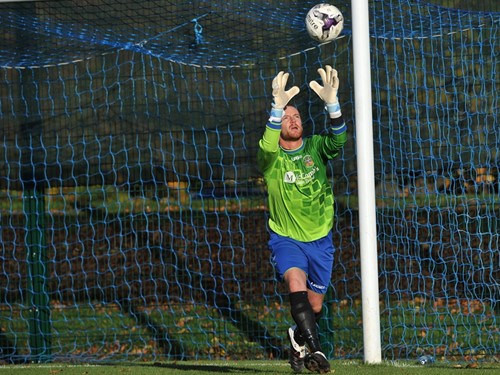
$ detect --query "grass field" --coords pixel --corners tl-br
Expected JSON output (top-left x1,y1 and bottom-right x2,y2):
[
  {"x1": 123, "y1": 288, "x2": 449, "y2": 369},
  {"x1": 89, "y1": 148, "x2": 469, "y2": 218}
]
[
  {"x1": 3, "y1": 298, "x2": 497, "y2": 362},
  {"x1": 2, "y1": 360, "x2": 500, "y2": 375}
]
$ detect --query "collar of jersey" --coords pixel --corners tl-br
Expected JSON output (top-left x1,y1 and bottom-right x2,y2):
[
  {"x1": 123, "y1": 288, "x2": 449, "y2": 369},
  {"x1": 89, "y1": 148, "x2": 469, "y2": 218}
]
[{"x1": 280, "y1": 139, "x2": 304, "y2": 154}]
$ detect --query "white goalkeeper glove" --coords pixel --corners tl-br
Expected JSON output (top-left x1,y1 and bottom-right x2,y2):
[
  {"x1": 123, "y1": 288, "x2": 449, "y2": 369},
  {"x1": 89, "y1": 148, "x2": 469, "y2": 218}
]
[
  {"x1": 270, "y1": 71, "x2": 300, "y2": 121},
  {"x1": 309, "y1": 65, "x2": 341, "y2": 119}
]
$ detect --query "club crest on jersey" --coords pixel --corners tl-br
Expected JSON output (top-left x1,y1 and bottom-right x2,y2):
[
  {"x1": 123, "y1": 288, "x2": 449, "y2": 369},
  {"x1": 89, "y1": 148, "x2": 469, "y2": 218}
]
[
  {"x1": 303, "y1": 155, "x2": 314, "y2": 167},
  {"x1": 283, "y1": 171, "x2": 296, "y2": 183}
]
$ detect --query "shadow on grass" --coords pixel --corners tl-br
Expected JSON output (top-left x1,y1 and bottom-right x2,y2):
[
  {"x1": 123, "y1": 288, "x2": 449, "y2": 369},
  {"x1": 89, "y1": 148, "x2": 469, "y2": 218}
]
[{"x1": 150, "y1": 362, "x2": 265, "y2": 373}]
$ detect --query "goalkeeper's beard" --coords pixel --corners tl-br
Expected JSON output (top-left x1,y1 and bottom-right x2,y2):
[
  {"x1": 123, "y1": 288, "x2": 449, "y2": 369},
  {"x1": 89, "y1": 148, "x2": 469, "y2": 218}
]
[{"x1": 280, "y1": 125, "x2": 303, "y2": 142}]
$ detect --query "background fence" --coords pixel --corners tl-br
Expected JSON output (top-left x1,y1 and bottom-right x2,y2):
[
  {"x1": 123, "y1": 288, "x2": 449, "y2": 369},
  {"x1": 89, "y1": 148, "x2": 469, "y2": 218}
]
[{"x1": 0, "y1": 0, "x2": 498, "y2": 364}]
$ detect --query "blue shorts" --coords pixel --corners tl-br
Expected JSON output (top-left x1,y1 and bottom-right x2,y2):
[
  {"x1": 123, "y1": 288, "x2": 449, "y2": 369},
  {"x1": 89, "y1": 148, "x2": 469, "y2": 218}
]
[{"x1": 268, "y1": 231, "x2": 335, "y2": 294}]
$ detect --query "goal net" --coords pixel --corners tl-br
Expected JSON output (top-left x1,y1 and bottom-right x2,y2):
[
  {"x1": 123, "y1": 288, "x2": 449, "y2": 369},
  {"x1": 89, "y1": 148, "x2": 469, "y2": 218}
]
[{"x1": 0, "y1": 0, "x2": 498, "y2": 364}]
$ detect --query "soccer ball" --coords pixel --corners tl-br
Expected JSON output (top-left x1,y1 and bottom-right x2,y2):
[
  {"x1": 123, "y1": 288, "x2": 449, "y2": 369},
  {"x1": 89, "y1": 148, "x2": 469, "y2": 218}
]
[{"x1": 305, "y1": 3, "x2": 344, "y2": 43}]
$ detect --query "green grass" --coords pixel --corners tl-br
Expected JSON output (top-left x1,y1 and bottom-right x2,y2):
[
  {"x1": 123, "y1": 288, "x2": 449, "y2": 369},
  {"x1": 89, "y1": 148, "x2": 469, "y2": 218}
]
[
  {"x1": 2, "y1": 298, "x2": 497, "y2": 362},
  {"x1": 2, "y1": 186, "x2": 500, "y2": 215},
  {"x1": 1, "y1": 187, "x2": 498, "y2": 363},
  {"x1": 1, "y1": 360, "x2": 500, "y2": 375}
]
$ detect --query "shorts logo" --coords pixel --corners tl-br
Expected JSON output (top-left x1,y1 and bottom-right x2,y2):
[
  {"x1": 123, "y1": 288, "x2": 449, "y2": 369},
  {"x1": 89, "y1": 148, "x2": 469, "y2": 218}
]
[
  {"x1": 310, "y1": 281, "x2": 326, "y2": 290},
  {"x1": 284, "y1": 171, "x2": 296, "y2": 183}
]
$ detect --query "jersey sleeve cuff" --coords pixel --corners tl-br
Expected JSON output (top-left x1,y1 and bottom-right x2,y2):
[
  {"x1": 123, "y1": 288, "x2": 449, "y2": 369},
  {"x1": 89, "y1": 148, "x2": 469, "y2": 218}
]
[
  {"x1": 266, "y1": 119, "x2": 282, "y2": 130},
  {"x1": 328, "y1": 115, "x2": 346, "y2": 134}
]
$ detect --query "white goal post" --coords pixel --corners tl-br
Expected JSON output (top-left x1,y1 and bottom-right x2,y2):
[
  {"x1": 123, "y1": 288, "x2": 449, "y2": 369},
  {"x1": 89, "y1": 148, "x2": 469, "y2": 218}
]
[{"x1": 351, "y1": 0, "x2": 382, "y2": 364}]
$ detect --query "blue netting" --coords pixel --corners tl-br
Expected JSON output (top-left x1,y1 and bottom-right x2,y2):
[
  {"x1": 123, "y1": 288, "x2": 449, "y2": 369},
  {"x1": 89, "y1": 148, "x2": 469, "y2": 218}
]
[{"x1": 0, "y1": 0, "x2": 498, "y2": 365}]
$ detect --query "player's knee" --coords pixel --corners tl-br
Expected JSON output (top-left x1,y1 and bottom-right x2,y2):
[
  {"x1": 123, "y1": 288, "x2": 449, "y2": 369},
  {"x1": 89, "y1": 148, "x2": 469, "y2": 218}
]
[{"x1": 284, "y1": 268, "x2": 307, "y2": 292}]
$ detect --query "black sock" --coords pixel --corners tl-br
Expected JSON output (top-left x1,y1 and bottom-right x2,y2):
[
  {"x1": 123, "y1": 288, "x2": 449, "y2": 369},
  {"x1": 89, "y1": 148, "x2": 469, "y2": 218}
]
[
  {"x1": 289, "y1": 291, "x2": 322, "y2": 353},
  {"x1": 315, "y1": 310, "x2": 322, "y2": 323},
  {"x1": 295, "y1": 310, "x2": 322, "y2": 345},
  {"x1": 294, "y1": 326, "x2": 306, "y2": 346}
]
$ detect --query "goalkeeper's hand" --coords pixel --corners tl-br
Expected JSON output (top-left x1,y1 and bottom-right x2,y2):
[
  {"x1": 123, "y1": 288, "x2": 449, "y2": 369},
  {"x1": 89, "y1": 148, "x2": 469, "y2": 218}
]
[
  {"x1": 309, "y1": 65, "x2": 341, "y2": 118},
  {"x1": 271, "y1": 71, "x2": 300, "y2": 118}
]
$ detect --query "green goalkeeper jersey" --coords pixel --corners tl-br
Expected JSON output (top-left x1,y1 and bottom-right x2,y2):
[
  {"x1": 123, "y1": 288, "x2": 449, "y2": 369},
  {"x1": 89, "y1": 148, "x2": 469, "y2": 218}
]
[{"x1": 258, "y1": 121, "x2": 347, "y2": 242}]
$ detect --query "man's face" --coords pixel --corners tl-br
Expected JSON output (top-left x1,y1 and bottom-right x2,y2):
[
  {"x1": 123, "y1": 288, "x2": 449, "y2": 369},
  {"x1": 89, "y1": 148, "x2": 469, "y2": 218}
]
[{"x1": 280, "y1": 106, "x2": 303, "y2": 142}]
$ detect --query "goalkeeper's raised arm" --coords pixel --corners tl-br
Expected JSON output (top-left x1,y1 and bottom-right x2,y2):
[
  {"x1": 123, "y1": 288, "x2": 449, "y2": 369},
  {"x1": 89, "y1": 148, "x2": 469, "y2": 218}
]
[
  {"x1": 258, "y1": 71, "x2": 300, "y2": 156},
  {"x1": 256, "y1": 67, "x2": 347, "y2": 374},
  {"x1": 310, "y1": 65, "x2": 346, "y2": 136}
]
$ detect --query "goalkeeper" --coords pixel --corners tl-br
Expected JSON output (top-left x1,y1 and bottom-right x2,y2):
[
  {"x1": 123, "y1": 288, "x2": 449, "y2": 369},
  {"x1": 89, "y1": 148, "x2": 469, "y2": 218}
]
[{"x1": 257, "y1": 66, "x2": 347, "y2": 374}]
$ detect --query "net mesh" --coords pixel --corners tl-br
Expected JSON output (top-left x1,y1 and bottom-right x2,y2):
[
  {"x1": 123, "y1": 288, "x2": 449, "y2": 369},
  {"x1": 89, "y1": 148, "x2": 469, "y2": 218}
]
[{"x1": 0, "y1": 0, "x2": 498, "y2": 364}]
